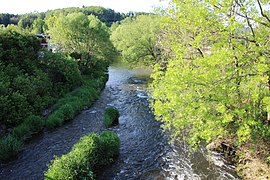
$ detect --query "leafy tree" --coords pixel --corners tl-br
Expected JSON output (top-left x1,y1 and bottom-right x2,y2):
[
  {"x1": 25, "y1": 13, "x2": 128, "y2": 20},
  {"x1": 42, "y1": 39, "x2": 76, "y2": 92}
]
[
  {"x1": 17, "y1": 14, "x2": 39, "y2": 30},
  {"x1": 46, "y1": 12, "x2": 116, "y2": 74},
  {"x1": 110, "y1": 15, "x2": 161, "y2": 66},
  {"x1": 32, "y1": 18, "x2": 46, "y2": 34},
  {"x1": 150, "y1": 0, "x2": 270, "y2": 147}
]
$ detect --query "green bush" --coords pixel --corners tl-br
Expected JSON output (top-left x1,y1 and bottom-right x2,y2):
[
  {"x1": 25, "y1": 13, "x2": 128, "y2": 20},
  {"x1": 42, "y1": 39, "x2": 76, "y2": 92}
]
[
  {"x1": 104, "y1": 107, "x2": 120, "y2": 128},
  {"x1": 44, "y1": 131, "x2": 120, "y2": 180},
  {"x1": 97, "y1": 131, "x2": 120, "y2": 166},
  {"x1": 0, "y1": 28, "x2": 83, "y2": 127},
  {"x1": 0, "y1": 134, "x2": 23, "y2": 161}
]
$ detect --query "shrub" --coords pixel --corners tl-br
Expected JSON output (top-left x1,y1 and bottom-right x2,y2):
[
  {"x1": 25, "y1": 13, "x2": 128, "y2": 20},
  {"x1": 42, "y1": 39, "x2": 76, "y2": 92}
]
[
  {"x1": 0, "y1": 134, "x2": 23, "y2": 161},
  {"x1": 44, "y1": 131, "x2": 120, "y2": 180},
  {"x1": 97, "y1": 131, "x2": 120, "y2": 166},
  {"x1": 104, "y1": 107, "x2": 120, "y2": 128}
]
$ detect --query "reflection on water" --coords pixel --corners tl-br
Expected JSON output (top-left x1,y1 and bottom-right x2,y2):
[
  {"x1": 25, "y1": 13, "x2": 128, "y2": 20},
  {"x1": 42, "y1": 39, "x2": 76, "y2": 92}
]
[{"x1": 0, "y1": 65, "x2": 238, "y2": 180}]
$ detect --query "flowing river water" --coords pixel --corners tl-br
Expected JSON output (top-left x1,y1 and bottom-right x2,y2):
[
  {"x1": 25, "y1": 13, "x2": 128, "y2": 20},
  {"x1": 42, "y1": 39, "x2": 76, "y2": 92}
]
[{"x1": 0, "y1": 66, "x2": 238, "y2": 180}]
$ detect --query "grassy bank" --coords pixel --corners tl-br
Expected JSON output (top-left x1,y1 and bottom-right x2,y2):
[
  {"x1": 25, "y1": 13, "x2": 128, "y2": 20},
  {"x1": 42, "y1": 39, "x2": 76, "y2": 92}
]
[
  {"x1": 46, "y1": 74, "x2": 108, "y2": 128},
  {"x1": 0, "y1": 73, "x2": 108, "y2": 162},
  {"x1": 44, "y1": 131, "x2": 120, "y2": 180}
]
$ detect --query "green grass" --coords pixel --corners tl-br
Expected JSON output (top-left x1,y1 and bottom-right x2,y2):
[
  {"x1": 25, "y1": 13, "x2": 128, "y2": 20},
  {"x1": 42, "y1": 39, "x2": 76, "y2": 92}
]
[
  {"x1": 0, "y1": 115, "x2": 44, "y2": 161},
  {"x1": 44, "y1": 131, "x2": 120, "y2": 180},
  {"x1": 0, "y1": 134, "x2": 23, "y2": 161},
  {"x1": 45, "y1": 76, "x2": 106, "y2": 129},
  {"x1": 104, "y1": 107, "x2": 120, "y2": 128}
]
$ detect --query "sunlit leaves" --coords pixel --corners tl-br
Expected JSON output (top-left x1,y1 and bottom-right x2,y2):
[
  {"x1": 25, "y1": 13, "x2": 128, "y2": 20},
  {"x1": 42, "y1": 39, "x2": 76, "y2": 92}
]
[
  {"x1": 150, "y1": 0, "x2": 270, "y2": 147},
  {"x1": 110, "y1": 15, "x2": 161, "y2": 66},
  {"x1": 45, "y1": 13, "x2": 116, "y2": 69}
]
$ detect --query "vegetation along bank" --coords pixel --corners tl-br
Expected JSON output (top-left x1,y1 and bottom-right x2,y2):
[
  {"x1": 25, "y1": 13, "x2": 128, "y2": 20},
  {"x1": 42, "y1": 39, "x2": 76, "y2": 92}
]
[{"x1": 110, "y1": 1, "x2": 270, "y2": 179}]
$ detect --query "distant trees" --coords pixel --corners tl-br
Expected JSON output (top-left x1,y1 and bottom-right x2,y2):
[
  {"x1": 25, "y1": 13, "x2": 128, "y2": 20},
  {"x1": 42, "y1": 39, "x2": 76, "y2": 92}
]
[
  {"x1": 46, "y1": 6, "x2": 124, "y2": 27},
  {"x1": 17, "y1": 13, "x2": 45, "y2": 30},
  {"x1": 32, "y1": 18, "x2": 46, "y2": 34},
  {"x1": 1, "y1": 6, "x2": 125, "y2": 34},
  {"x1": 110, "y1": 15, "x2": 161, "y2": 66},
  {"x1": 0, "y1": 13, "x2": 20, "y2": 26}
]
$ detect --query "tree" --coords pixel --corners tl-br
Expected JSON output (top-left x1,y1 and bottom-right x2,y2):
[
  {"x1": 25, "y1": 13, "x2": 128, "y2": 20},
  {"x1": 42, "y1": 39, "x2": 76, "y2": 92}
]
[
  {"x1": 32, "y1": 18, "x2": 46, "y2": 34},
  {"x1": 110, "y1": 15, "x2": 161, "y2": 66},
  {"x1": 46, "y1": 12, "x2": 116, "y2": 73},
  {"x1": 150, "y1": 0, "x2": 270, "y2": 147}
]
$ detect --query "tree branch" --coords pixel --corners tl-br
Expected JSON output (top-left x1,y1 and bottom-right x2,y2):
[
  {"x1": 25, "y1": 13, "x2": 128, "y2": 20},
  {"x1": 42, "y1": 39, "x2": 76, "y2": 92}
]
[{"x1": 257, "y1": 0, "x2": 270, "y2": 24}]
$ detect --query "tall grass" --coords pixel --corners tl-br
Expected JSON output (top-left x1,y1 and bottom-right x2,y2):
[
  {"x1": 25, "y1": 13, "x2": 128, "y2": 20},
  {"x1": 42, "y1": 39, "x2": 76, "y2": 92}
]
[{"x1": 45, "y1": 76, "x2": 107, "y2": 129}]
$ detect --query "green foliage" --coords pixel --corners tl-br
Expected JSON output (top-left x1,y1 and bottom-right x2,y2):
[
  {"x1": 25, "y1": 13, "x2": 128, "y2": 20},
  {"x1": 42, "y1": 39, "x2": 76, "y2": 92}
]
[
  {"x1": 104, "y1": 107, "x2": 120, "y2": 128},
  {"x1": 39, "y1": 51, "x2": 83, "y2": 96},
  {"x1": 0, "y1": 28, "x2": 83, "y2": 127},
  {"x1": 31, "y1": 18, "x2": 46, "y2": 34},
  {"x1": 12, "y1": 123, "x2": 31, "y2": 140},
  {"x1": 24, "y1": 115, "x2": 44, "y2": 132},
  {"x1": 44, "y1": 131, "x2": 120, "y2": 180},
  {"x1": 46, "y1": 12, "x2": 116, "y2": 74},
  {"x1": 46, "y1": 6, "x2": 124, "y2": 27},
  {"x1": 97, "y1": 131, "x2": 120, "y2": 165},
  {"x1": 0, "y1": 114, "x2": 44, "y2": 161},
  {"x1": 46, "y1": 76, "x2": 106, "y2": 129},
  {"x1": 0, "y1": 13, "x2": 20, "y2": 26},
  {"x1": 110, "y1": 15, "x2": 161, "y2": 66},
  {"x1": 150, "y1": 0, "x2": 270, "y2": 147},
  {"x1": 0, "y1": 134, "x2": 23, "y2": 161}
]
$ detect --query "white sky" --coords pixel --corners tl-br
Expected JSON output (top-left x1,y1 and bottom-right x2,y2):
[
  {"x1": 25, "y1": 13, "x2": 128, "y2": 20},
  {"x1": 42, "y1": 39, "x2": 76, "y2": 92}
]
[{"x1": 0, "y1": 0, "x2": 167, "y2": 14}]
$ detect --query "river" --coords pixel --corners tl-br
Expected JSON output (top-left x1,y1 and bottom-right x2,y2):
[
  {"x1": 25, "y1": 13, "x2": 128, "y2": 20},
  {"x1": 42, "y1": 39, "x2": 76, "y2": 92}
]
[{"x1": 0, "y1": 66, "x2": 238, "y2": 180}]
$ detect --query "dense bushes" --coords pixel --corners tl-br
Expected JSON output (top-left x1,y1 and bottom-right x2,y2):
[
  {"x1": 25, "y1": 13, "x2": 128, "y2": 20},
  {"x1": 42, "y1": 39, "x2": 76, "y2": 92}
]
[
  {"x1": 103, "y1": 107, "x2": 120, "y2": 128},
  {"x1": 0, "y1": 27, "x2": 82, "y2": 127},
  {"x1": 44, "y1": 131, "x2": 120, "y2": 180}
]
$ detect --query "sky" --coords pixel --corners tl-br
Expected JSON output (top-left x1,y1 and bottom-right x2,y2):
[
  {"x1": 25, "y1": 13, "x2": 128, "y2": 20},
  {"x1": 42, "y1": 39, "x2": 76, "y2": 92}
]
[{"x1": 0, "y1": 0, "x2": 167, "y2": 14}]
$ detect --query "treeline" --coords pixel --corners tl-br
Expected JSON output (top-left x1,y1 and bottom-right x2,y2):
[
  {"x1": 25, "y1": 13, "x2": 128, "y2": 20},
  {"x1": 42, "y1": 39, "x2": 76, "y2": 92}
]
[
  {"x1": 110, "y1": 0, "x2": 270, "y2": 178},
  {"x1": 0, "y1": 13, "x2": 20, "y2": 26},
  {"x1": 0, "y1": 6, "x2": 149, "y2": 32}
]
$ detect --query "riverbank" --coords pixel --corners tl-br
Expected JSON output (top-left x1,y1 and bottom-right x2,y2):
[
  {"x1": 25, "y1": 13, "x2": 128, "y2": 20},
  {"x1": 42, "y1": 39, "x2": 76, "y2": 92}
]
[
  {"x1": 0, "y1": 66, "x2": 239, "y2": 179},
  {"x1": 0, "y1": 72, "x2": 108, "y2": 162},
  {"x1": 207, "y1": 137, "x2": 270, "y2": 179}
]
